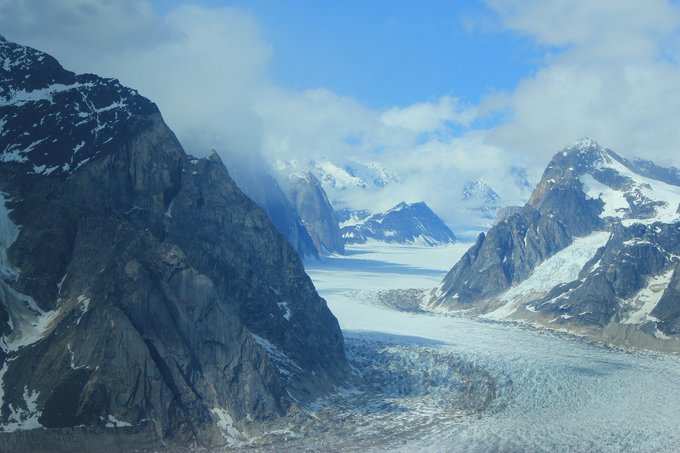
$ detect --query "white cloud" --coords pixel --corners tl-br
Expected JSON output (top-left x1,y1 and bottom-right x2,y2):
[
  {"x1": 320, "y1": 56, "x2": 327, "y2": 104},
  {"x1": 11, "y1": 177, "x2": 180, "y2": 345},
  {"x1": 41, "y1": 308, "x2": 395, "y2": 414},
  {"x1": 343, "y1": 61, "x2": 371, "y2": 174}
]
[
  {"x1": 1, "y1": 1, "x2": 271, "y2": 155},
  {"x1": 380, "y1": 96, "x2": 475, "y2": 133},
  {"x1": 4, "y1": 0, "x2": 680, "y2": 228},
  {"x1": 482, "y1": 0, "x2": 680, "y2": 167}
]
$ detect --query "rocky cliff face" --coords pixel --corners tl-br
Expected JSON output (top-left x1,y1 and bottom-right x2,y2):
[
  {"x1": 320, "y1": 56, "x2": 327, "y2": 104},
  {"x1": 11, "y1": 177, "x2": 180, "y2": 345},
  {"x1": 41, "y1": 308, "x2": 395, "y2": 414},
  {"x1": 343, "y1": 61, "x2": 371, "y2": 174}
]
[
  {"x1": 279, "y1": 172, "x2": 344, "y2": 255},
  {"x1": 434, "y1": 138, "x2": 680, "y2": 350},
  {"x1": 227, "y1": 159, "x2": 319, "y2": 259},
  {"x1": 0, "y1": 36, "x2": 347, "y2": 450},
  {"x1": 342, "y1": 202, "x2": 456, "y2": 246}
]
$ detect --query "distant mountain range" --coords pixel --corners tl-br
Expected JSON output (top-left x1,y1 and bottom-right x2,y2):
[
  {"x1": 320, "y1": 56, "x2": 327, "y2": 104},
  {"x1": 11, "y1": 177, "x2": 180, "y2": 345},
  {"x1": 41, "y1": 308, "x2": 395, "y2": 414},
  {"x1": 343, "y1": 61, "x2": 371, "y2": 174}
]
[
  {"x1": 429, "y1": 138, "x2": 680, "y2": 351},
  {"x1": 271, "y1": 161, "x2": 457, "y2": 251},
  {"x1": 277, "y1": 157, "x2": 534, "y2": 237}
]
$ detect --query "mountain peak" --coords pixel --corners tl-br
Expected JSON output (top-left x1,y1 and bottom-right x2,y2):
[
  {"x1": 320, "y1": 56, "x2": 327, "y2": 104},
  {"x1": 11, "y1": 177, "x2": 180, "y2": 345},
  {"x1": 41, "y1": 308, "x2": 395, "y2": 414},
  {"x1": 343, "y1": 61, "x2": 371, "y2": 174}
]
[
  {"x1": 390, "y1": 201, "x2": 411, "y2": 211},
  {"x1": 462, "y1": 179, "x2": 500, "y2": 203},
  {"x1": 570, "y1": 137, "x2": 601, "y2": 150}
]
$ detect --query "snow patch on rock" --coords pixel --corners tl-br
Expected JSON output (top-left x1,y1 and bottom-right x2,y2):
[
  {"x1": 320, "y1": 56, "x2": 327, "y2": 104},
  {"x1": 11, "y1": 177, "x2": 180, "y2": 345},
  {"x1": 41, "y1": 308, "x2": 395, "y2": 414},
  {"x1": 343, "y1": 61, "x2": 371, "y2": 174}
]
[
  {"x1": 0, "y1": 192, "x2": 18, "y2": 280},
  {"x1": 1, "y1": 386, "x2": 42, "y2": 432},
  {"x1": 211, "y1": 407, "x2": 244, "y2": 445},
  {"x1": 620, "y1": 270, "x2": 674, "y2": 324},
  {"x1": 104, "y1": 414, "x2": 132, "y2": 428},
  {"x1": 484, "y1": 231, "x2": 611, "y2": 320}
]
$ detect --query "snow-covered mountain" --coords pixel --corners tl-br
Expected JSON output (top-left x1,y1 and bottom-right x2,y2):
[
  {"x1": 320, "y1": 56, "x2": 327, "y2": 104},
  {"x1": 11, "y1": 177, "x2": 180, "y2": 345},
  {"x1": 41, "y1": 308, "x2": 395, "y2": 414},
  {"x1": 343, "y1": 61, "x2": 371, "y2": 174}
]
[
  {"x1": 312, "y1": 159, "x2": 400, "y2": 192},
  {"x1": 341, "y1": 201, "x2": 456, "y2": 246},
  {"x1": 431, "y1": 138, "x2": 680, "y2": 350},
  {"x1": 277, "y1": 158, "x2": 399, "y2": 208},
  {"x1": 461, "y1": 179, "x2": 502, "y2": 221},
  {"x1": 277, "y1": 158, "x2": 534, "y2": 235}
]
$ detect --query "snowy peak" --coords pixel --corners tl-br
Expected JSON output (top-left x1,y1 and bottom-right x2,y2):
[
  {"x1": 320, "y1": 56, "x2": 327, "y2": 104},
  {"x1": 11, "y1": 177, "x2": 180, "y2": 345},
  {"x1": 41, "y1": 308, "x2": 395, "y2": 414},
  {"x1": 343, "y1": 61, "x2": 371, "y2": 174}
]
[
  {"x1": 462, "y1": 180, "x2": 500, "y2": 204},
  {"x1": 438, "y1": 139, "x2": 680, "y2": 349},
  {"x1": 461, "y1": 179, "x2": 502, "y2": 222},
  {"x1": 341, "y1": 201, "x2": 455, "y2": 246},
  {"x1": 571, "y1": 136, "x2": 600, "y2": 151},
  {"x1": 276, "y1": 158, "x2": 400, "y2": 203},
  {"x1": 1, "y1": 38, "x2": 157, "y2": 176},
  {"x1": 530, "y1": 139, "x2": 680, "y2": 225}
]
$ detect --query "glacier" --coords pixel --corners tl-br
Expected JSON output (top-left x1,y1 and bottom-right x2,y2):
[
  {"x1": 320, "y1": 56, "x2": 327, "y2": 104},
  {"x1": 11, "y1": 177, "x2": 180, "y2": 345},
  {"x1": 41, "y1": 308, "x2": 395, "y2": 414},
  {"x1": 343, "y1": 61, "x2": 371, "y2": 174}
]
[{"x1": 288, "y1": 242, "x2": 680, "y2": 452}]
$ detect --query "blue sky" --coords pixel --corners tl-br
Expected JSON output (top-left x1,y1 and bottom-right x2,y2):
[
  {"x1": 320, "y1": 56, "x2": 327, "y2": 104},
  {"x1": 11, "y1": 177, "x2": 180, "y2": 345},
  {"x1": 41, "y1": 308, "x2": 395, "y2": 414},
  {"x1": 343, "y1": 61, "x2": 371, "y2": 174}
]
[
  {"x1": 153, "y1": 0, "x2": 543, "y2": 108},
  {"x1": 5, "y1": 0, "x2": 680, "y2": 221}
]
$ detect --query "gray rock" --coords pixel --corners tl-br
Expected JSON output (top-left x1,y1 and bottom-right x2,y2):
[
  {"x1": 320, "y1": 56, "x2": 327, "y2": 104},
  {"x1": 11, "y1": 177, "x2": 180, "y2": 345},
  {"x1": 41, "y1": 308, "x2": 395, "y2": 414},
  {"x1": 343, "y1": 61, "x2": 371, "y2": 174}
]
[
  {"x1": 439, "y1": 205, "x2": 576, "y2": 304},
  {"x1": 279, "y1": 172, "x2": 344, "y2": 255},
  {"x1": 493, "y1": 206, "x2": 523, "y2": 225},
  {"x1": 227, "y1": 158, "x2": 319, "y2": 259},
  {"x1": 0, "y1": 37, "x2": 348, "y2": 449},
  {"x1": 651, "y1": 264, "x2": 680, "y2": 334}
]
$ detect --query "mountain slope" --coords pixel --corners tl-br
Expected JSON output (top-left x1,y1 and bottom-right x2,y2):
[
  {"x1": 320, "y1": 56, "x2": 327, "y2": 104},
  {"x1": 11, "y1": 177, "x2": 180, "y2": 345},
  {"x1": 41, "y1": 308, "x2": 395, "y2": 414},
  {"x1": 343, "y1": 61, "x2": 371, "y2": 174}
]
[
  {"x1": 279, "y1": 171, "x2": 344, "y2": 255},
  {"x1": 227, "y1": 159, "x2": 319, "y2": 258},
  {"x1": 342, "y1": 202, "x2": 456, "y2": 246},
  {"x1": 433, "y1": 138, "x2": 680, "y2": 350},
  {"x1": 0, "y1": 36, "x2": 347, "y2": 450}
]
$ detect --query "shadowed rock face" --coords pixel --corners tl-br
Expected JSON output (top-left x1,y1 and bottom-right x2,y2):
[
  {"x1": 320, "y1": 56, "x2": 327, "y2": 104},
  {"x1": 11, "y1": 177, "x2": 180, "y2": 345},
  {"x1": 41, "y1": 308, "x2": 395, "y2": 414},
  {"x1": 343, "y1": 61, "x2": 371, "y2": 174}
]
[
  {"x1": 0, "y1": 36, "x2": 347, "y2": 449},
  {"x1": 439, "y1": 205, "x2": 577, "y2": 304},
  {"x1": 653, "y1": 264, "x2": 680, "y2": 334},
  {"x1": 439, "y1": 142, "x2": 606, "y2": 305},
  {"x1": 280, "y1": 172, "x2": 344, "y2": 255},
  {"x1": 227, "y1": 159, "x2": 319, "y2": 259}
]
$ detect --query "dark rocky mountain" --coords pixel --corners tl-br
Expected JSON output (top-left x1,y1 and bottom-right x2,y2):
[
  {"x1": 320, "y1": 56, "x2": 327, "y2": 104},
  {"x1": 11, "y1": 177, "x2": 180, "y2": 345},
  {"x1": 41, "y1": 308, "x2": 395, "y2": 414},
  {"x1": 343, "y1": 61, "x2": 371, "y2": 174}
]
[
  {"x1": 226, "y1": 158, "x2": 319, "y2": 259},
  {"x1": 0, "y1": 36, "x2": 347, "y2": 450},
  {"x1": 432, "y1": 138, "x2": 680, "y2": 350},
  {"x1": 493, "y1": 206, "x2": 523, "y2": 225},
  {"x1": 342, "y1": 202, "x2": 456, "y2": 246},
  {"x1": 279, "y1": 171, "x2": 344, "y2": 255}
]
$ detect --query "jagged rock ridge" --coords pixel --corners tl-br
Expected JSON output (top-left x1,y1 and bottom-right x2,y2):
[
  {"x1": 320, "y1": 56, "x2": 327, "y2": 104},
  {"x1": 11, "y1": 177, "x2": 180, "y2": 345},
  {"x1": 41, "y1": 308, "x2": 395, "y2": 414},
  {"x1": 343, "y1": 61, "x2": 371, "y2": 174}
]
[
  {"x1": 0, "y1": 36, "x2": 347, "y2": 450},
  {"x1": 279, "y1": 171, "x2": 344, "y2": 255},
  {"x1": 226, "y1": 159, "x2": 319, "y2": 258}
]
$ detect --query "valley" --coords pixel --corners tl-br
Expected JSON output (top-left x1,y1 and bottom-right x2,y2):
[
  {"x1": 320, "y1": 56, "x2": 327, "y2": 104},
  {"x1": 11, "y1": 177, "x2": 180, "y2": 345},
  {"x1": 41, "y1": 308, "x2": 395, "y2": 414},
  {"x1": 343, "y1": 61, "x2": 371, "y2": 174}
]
[{"x1": 293, "y1": 244, "x2": 680, "y2": 452}]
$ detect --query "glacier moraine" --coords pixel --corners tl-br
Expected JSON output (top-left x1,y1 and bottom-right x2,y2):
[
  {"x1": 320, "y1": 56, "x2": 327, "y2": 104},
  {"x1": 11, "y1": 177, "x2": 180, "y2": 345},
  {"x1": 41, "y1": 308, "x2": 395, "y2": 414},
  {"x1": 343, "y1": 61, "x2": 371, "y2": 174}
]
[{"x1": 264, "y1": 243, "x2": 680, "y2": 453}]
